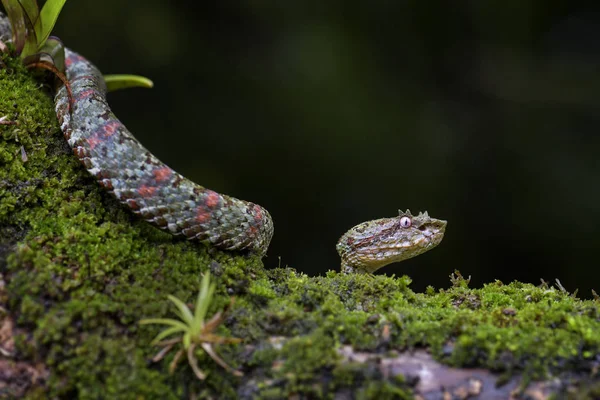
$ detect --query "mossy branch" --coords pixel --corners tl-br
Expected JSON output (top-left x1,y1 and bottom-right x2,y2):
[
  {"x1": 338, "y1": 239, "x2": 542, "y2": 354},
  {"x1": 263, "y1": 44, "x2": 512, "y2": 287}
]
[{"x1": 1, "y1": 53, "x2": 599, "y2": 399}]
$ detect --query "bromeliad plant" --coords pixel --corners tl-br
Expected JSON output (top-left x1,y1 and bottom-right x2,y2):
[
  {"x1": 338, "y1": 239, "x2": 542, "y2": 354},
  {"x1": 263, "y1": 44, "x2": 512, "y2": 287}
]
[
  {"x1": 0, "y1": 0, "x2": 66, "y2": 64},
  {"x1": 1, "y1": 0, "x2": 70, "y2": 96},
  {"x1": 0, "y1": 0, "x2": 152, "y2": 95},
  {"x1": 140, "y1": 272, "x2": 243, "y2": 380}
]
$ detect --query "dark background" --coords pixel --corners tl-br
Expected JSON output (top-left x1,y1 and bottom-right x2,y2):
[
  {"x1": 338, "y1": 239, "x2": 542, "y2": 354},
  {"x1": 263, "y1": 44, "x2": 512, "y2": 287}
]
[{"x1": 16, "y1": 1, "x2": 600, "y2": 295}]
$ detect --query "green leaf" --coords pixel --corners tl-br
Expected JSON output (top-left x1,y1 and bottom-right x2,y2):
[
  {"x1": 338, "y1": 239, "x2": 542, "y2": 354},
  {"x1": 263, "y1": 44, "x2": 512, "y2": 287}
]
[
  {"x1": 39, "y1": 36, "x2": 65, "y2": 72},
  {"x1": 19, "y1": 0, "x2": 40, "y2": 58},
  {"x1": 193, "y1": 273, "x2": 215, "y2": 333},
  {"x1": 152, "y1": 326, "x2": 186, "y2": 344},
  {"x1": 167, "y1": 294, "x2": 194, "y2": 327},
  {"x1": 1, "y1": 0, "x2": 27, "y2": 54},
  {"x1": 23, "y1": 35, "x2": 65, "y2": 72},
  {"x1": 182, "y1": 332, "x2": 191, "y2": 350},
  {"x1": 18, "y1": 0, "x2": 40, "y2": 46},
  {"x1": 37, "y1": 0, "x2": 67, "y2": 49},
  {"x1": 18, "y1": 0, "x2": 39, "y2": 32},
  {"x1": 139, "y1": 318, "x2": 189, "y2": 332},
  {"x1": 104, "y1": 74, "x2": 154, "y2": 92}
]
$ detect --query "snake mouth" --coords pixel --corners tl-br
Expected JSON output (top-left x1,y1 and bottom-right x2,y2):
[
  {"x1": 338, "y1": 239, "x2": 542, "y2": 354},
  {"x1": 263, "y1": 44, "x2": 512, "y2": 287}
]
[{"x1": 419, "y1": 219, "x2": 447, "y2": 247}]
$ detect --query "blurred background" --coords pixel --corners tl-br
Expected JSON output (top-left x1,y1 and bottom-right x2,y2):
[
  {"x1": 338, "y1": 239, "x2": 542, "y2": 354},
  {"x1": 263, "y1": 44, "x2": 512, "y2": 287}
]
[{"x1": 12, "y1": 1, "x2": 600, "y2": 295}]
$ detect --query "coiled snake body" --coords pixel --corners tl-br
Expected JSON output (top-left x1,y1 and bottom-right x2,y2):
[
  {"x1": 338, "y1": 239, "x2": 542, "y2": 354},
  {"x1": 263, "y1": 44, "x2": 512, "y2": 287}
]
[
  {"x1": 55, "y1": 50, "x2": 274, "y2": 256},
  {"x1": 54, "y1": 49, "x2": 447, "y2": 273}
]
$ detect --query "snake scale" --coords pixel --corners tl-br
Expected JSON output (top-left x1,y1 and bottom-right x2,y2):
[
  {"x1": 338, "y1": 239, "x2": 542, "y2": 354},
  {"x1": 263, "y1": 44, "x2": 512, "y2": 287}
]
[{"x1": 49, "y1": 46, "x2": 446, "y2": 273}]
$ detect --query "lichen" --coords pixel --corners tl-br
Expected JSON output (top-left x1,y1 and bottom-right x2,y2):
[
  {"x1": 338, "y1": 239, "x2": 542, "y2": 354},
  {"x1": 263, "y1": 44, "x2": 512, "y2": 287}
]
[{"x1": 1, "y1": 53, "x2": 599, "y2": 399}]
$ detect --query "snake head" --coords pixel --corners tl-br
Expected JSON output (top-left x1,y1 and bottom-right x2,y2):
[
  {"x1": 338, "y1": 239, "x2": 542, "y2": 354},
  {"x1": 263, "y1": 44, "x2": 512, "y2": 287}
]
[{"x1": 336, "y1": 209, "x2": 447, "y2": 274}]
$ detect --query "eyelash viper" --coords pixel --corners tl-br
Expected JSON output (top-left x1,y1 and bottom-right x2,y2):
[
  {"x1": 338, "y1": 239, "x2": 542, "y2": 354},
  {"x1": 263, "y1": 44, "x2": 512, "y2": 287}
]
[{"x1": 52, "y1": 48, "x2": 447, "y2": 273}]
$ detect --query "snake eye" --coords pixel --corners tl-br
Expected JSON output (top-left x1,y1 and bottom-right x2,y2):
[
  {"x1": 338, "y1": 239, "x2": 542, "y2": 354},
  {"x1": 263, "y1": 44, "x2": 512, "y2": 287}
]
[{"x1": 400, "y1": 216, "x2": 412, "y2": 228}]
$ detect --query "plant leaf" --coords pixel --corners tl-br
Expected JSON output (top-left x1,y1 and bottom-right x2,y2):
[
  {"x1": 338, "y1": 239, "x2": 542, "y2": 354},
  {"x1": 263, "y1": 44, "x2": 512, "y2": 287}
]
[
  {"x1": 18, "y1": 0, "x2": 40, "y2": 48},
  {"x1": 104, "y1": 74, "x2": 154, "y2": 92},
  {"x1": 19, "y1": 0, "x2": 40, "y2": 58},
  {"x1": 150, "y1": 342, "x2": 176, "y2": 362},
  {"x1": 39, "y1": 36, "x2": 65, "y2": 71},
  {"x1": 1, "y1": 0, "x2": 26, "y2": 54},
  {"x1": 168, "y1": 348, "x2": 184, "y2": 374},
  {"x1": 182, "y1": 331, "x2": 191, "y2": 350},
  {"x1": 18, "y1": 0, "x2": 39, "y2": 31},
  {"x1": 202, "y1": 311, "x2": 224, "y2": 333},
  {"x1": 167, "y1": 294, "x2": 194, "y2": 327},
  {"x1": 193, "y1": 273, "x2": 215, "y2": 333},
  {"x1": 187, "y1": 344, "x2": 207, "y2": 380},
  {"x1": 151, "y1": 325, "x2": 187, "y2": 344},
  {"x1": 139, "y1": 318, "x2": 189, "y2": 331},
  {"x1": 37, "y1": 0, "x2": 67, "y2": 49},
  {"x1": 22, "y1": 36, "x2": 65, "y2": 71},
  {"x1": 201, "y1": 342, "x2": 243, "y2": 376}
]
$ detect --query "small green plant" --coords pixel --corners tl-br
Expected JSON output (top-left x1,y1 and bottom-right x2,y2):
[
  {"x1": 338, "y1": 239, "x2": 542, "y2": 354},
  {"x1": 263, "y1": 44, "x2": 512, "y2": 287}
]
[
  {"x1": 140, "y1": 272, "x2": 243, "y2": 380},
  {"x1": 0, "y1": 0, "x2": 151, "y2": 93},
  {"x1": 1, "y1": 0, "x2": 70, "y2": 97},
  {"x1": 1, "y1": 0, "x2": 66, "y2": 62}
]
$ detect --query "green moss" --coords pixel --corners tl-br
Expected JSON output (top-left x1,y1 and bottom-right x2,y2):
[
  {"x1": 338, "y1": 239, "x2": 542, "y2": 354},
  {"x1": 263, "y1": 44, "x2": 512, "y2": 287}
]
[
  {"x1": 356, "y1": 379, "x2": 412, "y2": 400},
  {"x1": 1, "y1": 53, "x2": 600, "y2": 399},
  {"x1": 248, "y1": 278, "x2": 277, "y2": 301}
]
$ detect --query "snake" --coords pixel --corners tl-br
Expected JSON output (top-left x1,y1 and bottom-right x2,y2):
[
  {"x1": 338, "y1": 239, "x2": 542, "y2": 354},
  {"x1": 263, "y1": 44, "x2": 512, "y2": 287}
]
[{"x1": 0, "y1": 13, "x2": 447, "y2": 273}]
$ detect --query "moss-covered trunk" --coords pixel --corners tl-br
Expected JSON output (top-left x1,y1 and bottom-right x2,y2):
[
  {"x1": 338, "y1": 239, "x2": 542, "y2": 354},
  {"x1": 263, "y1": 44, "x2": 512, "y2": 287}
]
[{"x1": 1, "y1": 53, "x2": 600, "y2": 399}]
